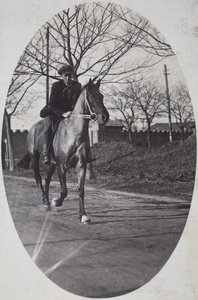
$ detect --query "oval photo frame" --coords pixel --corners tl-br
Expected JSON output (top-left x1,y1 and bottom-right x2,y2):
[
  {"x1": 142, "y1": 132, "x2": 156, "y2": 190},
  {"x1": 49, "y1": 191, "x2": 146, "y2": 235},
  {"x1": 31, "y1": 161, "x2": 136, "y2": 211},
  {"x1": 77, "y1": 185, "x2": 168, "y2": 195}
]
[{"x1": 0, "y1": 1, "x2": 197, "y2": 300}]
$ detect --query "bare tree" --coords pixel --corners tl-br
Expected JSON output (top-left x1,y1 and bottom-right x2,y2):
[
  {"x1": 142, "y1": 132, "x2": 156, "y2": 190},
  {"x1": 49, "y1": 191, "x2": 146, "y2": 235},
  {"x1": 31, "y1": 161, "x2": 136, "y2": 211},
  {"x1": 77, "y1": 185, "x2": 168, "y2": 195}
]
[
  {"x1": 171, "y1": 82, "x2": 194, "y2": 140},
  {"x1": 106, "y1": 76, "x2": 165, "y2": 146},
  {"x1": 4, "y1": 71, "x2": 41, "y2": 170},
  {"x1": 6, "y1": 3, "x2": 174, "y2": 120},
  {"x1": 14, "y1": 3, "x2": 173, "y2": 85},
  {"x1": 4, "y1": 2, "x2": 174, "y2": 168},
  {"x1": 6, "y1": 74, "x2": 41, "y2": 116},
  {"x1": 125, "y1": 79, "x2": 165, "y2": 147},
  {"x1": 107, "y1": 85, "x2": 139, "y2": 143}
]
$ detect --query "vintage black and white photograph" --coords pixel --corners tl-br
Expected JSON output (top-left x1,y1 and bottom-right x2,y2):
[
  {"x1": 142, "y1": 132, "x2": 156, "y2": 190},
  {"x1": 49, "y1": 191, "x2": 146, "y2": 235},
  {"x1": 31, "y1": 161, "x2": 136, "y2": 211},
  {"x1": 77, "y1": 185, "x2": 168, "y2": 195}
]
[{"x1": 0, "y1": 1, "x2": 198, "y2": 300}]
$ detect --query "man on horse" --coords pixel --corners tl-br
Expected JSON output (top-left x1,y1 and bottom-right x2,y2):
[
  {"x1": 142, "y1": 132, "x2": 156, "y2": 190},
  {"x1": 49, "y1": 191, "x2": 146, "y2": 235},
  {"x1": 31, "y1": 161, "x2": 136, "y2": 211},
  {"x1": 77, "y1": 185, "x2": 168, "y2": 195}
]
[{"x1": 40, "y1": 64, "x2": 82, "y2": 165}]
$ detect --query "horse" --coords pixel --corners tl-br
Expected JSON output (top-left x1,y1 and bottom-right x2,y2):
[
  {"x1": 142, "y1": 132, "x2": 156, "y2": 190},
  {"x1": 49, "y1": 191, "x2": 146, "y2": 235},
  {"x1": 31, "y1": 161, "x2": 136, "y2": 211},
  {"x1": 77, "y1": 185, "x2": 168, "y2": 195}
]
[{"x1": 17, "y1": 79, "x2": 109, "y2": 224}]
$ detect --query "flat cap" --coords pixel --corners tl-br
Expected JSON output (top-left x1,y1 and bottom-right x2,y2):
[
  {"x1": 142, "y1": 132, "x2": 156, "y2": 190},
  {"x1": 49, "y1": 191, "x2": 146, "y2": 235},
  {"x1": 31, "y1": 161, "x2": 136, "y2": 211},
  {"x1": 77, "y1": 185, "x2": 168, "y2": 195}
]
[{"x1": 58, "y1": 64, "x2": 74, "y2": 75}]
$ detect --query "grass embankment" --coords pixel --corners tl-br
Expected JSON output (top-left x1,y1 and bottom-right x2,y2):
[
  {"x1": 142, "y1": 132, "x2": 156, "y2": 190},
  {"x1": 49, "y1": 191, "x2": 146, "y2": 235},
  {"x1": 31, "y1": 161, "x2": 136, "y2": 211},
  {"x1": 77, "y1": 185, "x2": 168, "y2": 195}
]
[{"x1": 90, "y1": 135, "x2": 196, "y2": 200}]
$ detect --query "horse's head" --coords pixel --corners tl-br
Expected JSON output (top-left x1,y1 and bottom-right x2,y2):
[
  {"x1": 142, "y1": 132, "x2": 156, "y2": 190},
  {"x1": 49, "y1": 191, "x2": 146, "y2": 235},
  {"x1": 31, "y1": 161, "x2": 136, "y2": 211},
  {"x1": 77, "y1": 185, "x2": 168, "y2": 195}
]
[{"x1": 85, "y1": 79, "x2": 109, "y2": 124}]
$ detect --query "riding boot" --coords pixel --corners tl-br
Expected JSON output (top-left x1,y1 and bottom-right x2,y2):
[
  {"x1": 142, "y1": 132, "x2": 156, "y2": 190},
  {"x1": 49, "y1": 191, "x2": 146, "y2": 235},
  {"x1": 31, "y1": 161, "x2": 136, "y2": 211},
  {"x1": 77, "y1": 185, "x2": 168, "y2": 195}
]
[
  {"x1": 86, "y1": 157, "x2": 96, "y2": 163},
  {"x1": 43, "y1": 116, "x2": 53, "y2": 165}
]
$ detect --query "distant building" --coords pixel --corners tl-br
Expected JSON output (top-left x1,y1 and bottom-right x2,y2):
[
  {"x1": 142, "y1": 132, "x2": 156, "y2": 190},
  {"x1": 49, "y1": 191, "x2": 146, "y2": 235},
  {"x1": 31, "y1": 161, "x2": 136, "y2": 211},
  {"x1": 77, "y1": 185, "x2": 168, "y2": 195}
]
[
  {"x1": 89, "y1": 119, "x2": 124, "y2": 144},
  {"x1": 98, "y1": 120, "x2": 125, "y2": 143},
  {"x1": 150, "y1": 122, "x2": 195, "y2": 133}
]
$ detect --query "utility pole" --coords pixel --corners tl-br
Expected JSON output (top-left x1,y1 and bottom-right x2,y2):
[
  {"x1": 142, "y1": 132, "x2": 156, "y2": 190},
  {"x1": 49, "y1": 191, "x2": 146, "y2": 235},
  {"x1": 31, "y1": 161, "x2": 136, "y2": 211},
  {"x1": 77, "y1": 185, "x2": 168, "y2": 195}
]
[
  {"x1": 46, "y1": 26, "x2": 49, "y2": 105},
  {"x1": 164, "y1": 65, "x2": 173, "y2": 142}
]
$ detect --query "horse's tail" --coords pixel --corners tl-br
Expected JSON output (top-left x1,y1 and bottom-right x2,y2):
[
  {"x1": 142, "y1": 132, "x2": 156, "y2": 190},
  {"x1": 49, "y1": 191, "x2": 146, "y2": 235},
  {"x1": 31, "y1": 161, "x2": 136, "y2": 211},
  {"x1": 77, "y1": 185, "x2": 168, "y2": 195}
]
[{"x1": 17, "y1": 153, "x2": 31, "y2": 170}]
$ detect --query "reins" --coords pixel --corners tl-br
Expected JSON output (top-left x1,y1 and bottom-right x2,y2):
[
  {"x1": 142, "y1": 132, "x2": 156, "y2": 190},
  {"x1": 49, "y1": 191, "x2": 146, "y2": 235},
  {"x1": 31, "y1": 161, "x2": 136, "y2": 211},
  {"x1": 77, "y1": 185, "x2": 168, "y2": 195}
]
[{"x1": 69, "y1": 89, "x2": 97, "y2": 121}]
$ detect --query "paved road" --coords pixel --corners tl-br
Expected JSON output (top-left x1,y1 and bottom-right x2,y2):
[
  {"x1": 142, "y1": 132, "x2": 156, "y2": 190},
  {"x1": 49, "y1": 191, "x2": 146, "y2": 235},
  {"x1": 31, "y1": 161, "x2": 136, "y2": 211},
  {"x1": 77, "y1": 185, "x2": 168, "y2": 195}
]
[{"x1": 3, "y1": 175, "x2": 190, "y2": 298}]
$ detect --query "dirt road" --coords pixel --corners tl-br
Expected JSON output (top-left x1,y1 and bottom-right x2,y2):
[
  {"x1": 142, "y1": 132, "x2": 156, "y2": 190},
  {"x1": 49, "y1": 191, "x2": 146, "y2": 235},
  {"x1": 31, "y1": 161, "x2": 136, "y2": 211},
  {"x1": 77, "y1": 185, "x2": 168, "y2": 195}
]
[{"x1": 3, "y1": 175, "x2": 190, "y2": 298}]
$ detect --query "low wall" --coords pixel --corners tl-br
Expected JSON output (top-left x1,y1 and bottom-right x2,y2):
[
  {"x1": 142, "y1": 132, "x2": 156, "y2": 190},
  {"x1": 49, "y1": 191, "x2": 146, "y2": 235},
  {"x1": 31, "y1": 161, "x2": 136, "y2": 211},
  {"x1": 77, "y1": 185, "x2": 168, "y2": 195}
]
[
  {"x1": 11, "y1": 130, "x2": 28, "y2": 159},
  {"x1": 2, "y1": 128, "x2": 194, "y2": 168},
  {"x1": 103, "y1": 130, "x2": 193, "y2": 147}
]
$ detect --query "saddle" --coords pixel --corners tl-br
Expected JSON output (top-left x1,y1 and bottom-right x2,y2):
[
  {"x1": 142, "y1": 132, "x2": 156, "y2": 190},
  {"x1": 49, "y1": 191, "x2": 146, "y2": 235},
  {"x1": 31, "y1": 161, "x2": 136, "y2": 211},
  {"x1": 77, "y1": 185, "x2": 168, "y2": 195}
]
[{"x1": 40, "y1": 105, "x2": 54, "y2": 118}]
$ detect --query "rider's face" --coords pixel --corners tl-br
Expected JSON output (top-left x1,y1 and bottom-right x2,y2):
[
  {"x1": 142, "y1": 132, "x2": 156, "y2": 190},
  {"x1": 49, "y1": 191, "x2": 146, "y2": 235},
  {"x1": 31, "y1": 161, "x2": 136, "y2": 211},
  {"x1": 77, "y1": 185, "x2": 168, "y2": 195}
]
[{"x1": 62, "y1": 73, "x2": 70, "y2": 84}]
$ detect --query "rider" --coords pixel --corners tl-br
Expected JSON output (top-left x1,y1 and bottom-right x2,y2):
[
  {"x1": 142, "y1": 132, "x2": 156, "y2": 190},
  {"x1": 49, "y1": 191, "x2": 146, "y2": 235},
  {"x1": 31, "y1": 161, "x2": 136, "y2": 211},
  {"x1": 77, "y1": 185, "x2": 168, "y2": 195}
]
[{"x1": 40, "y1": 64, "x2": 82, "y2": 165}]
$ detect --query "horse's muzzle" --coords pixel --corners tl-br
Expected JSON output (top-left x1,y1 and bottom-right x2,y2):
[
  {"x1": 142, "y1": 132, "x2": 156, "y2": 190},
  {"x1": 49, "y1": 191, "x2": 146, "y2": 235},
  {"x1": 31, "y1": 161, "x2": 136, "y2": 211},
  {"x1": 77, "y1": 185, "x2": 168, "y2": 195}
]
[{"x1": 91, "y1": 111, "x2": 109, "y2": 124}]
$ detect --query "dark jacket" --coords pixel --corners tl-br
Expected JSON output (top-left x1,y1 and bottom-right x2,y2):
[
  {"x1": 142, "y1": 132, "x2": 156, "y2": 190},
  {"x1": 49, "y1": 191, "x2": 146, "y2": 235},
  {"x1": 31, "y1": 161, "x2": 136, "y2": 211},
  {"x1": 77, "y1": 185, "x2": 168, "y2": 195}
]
[{"x1": 40, "y1": 79, "x2": 82, "y2": 118}]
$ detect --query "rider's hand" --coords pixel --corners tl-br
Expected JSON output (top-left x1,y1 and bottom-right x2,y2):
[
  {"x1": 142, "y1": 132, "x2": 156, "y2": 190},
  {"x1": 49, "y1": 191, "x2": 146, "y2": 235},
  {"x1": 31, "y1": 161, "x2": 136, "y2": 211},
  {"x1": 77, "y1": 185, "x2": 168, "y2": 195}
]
[{"x1": 62, "y1": 111, "x2": 71, "y2": 118}]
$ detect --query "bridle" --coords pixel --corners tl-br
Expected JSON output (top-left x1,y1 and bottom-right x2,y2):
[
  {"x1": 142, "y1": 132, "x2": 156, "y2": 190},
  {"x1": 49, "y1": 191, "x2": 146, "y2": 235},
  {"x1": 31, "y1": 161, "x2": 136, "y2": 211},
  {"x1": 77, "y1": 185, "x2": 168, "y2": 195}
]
[
  {"x1": 84, "y1": 92, "x2": 97, "y2": 121},
  {"x1": 70, "y1": 89, "x2": 97, "y2": 121}
]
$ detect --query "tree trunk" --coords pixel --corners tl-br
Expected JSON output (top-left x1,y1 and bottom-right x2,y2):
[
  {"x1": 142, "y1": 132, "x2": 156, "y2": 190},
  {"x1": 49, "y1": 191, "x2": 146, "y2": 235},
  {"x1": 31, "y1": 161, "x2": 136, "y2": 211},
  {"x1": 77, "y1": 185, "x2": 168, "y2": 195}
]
[
  {"x1": 181, "y1": 128, "x2": 185, "y2": 141},
  {"x1": 128, "y1": 129, "x2": 132, "y2": 144},
  {"x1": 164, "y1": 65, "x2": 173, "y2": 142},
  {"x1": 4, "y1": 109, "x2": 15, "y2": 171},
  {"x1": 146, "y1": 121, "x2": 151, "y2": 147}
]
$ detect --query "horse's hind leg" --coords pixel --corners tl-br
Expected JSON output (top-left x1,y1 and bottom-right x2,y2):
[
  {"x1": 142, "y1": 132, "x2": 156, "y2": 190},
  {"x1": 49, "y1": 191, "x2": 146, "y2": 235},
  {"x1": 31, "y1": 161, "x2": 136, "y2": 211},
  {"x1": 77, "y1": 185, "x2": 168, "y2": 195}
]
[
  {"x1": 51, "y1": 164, "x2": 67, "y2": 207},
  {"x1": 31, "y1": 152, "x2": 46, "y2": 203}
]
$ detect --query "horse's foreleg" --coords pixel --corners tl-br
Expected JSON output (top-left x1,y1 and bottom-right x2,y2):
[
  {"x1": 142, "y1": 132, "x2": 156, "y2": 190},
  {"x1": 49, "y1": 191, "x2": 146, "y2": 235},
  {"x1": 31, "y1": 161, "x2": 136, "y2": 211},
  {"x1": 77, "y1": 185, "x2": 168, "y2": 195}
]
[
  {"x1": 43, "y1": 163, "x2": 56, "y2": 207},
  {"x1": 51, "y1": 164, "x2": 67, "y2": 207},
  {"x1": 76, "y1": 163, "x2": 91, "y2": 224}
]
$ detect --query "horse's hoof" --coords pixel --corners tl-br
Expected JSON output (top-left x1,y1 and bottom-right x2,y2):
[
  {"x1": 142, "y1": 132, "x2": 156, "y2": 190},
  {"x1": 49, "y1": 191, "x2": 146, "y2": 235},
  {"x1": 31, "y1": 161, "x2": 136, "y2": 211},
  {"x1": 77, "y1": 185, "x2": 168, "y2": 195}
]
[
  {"x1": 83, "y1": 220, "x2": 91, "y2": 225},
  {"x1": 43, "y1": 198, "x2": 50, "y2": 206},
  {"x1": 51, "y1": 197, "x2": 63, "y2": 207},
  {"x1": 81, "y1": 215, "x2": 91, "y2": 225},
  {"x1": 52, "y1": 207, "x2": 59, "y2": 216},
  {"x1": 44, "y1": 205, "x2": 51, "y2": 212}
]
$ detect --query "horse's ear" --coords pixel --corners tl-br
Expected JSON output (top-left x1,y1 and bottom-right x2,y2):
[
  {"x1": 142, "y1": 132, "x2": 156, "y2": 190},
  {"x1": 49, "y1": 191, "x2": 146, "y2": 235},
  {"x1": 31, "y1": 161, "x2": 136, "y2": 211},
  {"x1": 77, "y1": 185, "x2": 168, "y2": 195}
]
[
  {"x1": 88, "y1": 78, "x2": 92, "y2": 87},
  {"x1": 96, "y1": 79, "x2": 101, "y2": 88}
]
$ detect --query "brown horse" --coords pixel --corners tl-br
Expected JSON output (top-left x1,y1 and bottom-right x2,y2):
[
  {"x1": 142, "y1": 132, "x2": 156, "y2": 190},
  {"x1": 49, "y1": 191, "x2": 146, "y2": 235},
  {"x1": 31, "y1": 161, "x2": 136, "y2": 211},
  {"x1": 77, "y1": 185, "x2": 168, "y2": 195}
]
[{"x1": 18, "y1": 79, "x2": 109, "y2": 224}]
